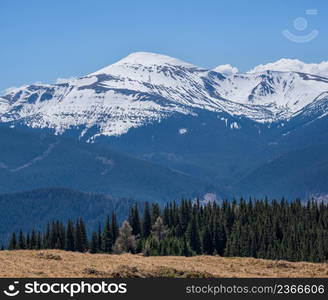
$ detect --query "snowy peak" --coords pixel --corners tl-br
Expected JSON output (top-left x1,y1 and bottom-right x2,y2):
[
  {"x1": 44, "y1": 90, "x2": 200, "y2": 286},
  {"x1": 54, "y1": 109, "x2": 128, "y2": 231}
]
[
  {"x1": 91, "y1": 52, "x2": 199, "y2": 76},
  {"x1": 248, "y1": 58, "x2": 328, "y2": 77},
  {"x1": 116, "y1": 52, "x2": 196, "y2": 67}
]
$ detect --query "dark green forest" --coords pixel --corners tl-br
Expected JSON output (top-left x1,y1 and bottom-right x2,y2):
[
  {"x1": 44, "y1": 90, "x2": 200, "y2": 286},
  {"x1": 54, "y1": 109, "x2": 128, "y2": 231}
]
[
  {"x1": 4, "y1": 199, "x2": 328, "y2": 263},
  {"x1": 0, "y1": 188, "x2": 136, "y2": 245}
]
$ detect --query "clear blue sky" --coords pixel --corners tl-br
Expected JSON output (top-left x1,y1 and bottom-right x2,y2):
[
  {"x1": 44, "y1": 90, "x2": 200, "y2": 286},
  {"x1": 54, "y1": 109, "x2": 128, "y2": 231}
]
[{"x1": 1, "y1": 0, "x2": 327, "y2": 92}]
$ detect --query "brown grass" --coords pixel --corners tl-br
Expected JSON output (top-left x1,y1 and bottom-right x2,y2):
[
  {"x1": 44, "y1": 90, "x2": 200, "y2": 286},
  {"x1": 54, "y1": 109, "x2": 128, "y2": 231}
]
[{"x1": 0, "y1": 250, "x2": 327, "y2": 278}]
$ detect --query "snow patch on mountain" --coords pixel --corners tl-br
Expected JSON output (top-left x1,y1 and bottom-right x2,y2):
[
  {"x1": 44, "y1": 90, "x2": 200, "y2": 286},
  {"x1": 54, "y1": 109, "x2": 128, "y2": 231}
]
[
  {"x1": 178, "y1": 128, "x2": 188, "y2": 135},
  {"x1": 230, "y1": 122, "x2": 241, "y2": 129}
]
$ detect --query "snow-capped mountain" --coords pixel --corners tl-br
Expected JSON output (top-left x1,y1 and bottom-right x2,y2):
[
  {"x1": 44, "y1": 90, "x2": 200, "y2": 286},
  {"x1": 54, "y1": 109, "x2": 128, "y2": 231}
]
[
  {"x1": 2, "y1": 52, "x2": 328, "y2": 201},
  {"x1": 1, "y1": 52, "x2": 328, "y2": 140}
]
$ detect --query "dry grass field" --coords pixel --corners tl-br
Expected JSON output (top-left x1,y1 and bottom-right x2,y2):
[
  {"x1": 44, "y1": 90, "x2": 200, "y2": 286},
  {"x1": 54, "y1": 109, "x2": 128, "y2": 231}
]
[{"x1": 0, "y1": 250, "x2": 327, "y2": 278}]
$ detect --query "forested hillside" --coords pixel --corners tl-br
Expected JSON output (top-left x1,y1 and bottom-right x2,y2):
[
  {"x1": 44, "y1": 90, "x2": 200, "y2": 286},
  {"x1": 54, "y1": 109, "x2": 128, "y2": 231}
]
[
  {"x1": 5, "y1": 198, "x2": 328, "y2": 263},
  {"x1": 0, "y1": 188, "x2": 135, "y2": 245}
]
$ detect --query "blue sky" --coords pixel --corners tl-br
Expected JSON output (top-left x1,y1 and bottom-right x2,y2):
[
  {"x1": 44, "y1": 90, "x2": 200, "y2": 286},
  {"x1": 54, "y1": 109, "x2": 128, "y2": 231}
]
[{"x1": 1, "y1": 0, "x2": 327, "y2": 92}]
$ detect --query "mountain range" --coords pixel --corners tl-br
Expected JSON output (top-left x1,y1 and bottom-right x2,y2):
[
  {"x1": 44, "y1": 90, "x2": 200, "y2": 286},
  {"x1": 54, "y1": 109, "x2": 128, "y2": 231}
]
[{"x1": 1, "y1": 52, "x2": 328, "y2": 201}]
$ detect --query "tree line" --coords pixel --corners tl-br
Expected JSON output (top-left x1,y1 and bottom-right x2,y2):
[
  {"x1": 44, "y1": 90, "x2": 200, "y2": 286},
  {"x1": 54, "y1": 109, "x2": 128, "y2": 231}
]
[{"x1": 4, "y1": 199, "x2": 328, "y2": 262}]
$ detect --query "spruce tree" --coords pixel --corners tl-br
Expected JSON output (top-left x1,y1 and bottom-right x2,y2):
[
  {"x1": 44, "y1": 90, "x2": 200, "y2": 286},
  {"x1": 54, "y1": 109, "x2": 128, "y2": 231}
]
[
  {"x1": 111, "y1": 212, "x2": 119, "y2": 245},
  {"x1": 182, "y1": 237, "x2": 194, "y2": 257},
  {"x1": 18, "y1": 229, "x2": 26, "y2": 250},
  {"x1": 129, "y1": 204, "x2": 141, "y2": 236},
  {"x1": 203, "y1": 225, "x2": 214, "y2": 254},
  {"x1": 36, "y1": 232, "x2": 42, "y2": 249},
  {"x1": 9, "y1": 233, "x2": 17, "y2": 250},
  {"x1": 26, "y1": 233, "x2": 31, "y2": 249},
  {"x1": 97, "y1": 223, "x2": 102, "y2": 252},
  {"x1": 50, "y1": 221, "x2": 57, "y2": 249},
  {"x1": 75, "y1": 220, "x2": 84, "y2": 252},
  {"x1": 90, "y1": 232, "x2": 98, "y2": 254},
  {"x1": 187, "y1": 215, "x2": 202, "y2": 254},
  {"x1": 30, "y1": 229, "x2": 37, "y2": 250},
  {"x1": 151, "y1": 203, "x2": 160, "y2": 225},
  {"x1": 79, "y1": 218, "x2": 88, "y2": 251},
  {"x1": 143, "y1": 202, "x2": 151, "y2": 238},
  {"x1": 43, "y1": 223, "x2": 51, "y2": 249},
  {"x1": 214, "y1": 222, "x2": 226, "y2": 256},
  {"x1": 170, "y1": 237, "x2": 182, "y2": 256},
  {"x1": 65, "y1": 220, "x2": 75, "y2": 251},
  {"x1": 102, "y1": 216, "x2": 112, "y2": 253}
]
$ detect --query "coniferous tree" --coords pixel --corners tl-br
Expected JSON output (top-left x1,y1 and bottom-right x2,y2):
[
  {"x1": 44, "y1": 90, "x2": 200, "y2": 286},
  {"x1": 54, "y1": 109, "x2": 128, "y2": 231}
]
[
  {"x1": 9, "y1": 233, "x2": 17, "y2": 250},
  {"x1": 18, "y1": 229, "x2": 26, "y2": 250},
  {"x1": 30, "y1": 229, "x2": 37, "y2": 250},
  {"x1": 129, "y1": 204, "x2": 141, "y2": 236},
  {"x1": 169, "y1": 237, "x2": 182, "y2": 255},
  {"x1": 97, "y1": 223, "x2": 102, "y2": 252},
  {"x1": 182, "y1": 237, "x2": 194, "y2": 257},
  {"x1": 75, "y1": 220, "x2": 84, "y2": 252},
  {"x1": 90, "y1": 232, "x2": 98, "y2": 254},
  {"x1": 26, "y1": 233, "x2": 31, "y2": 249},
  {"x1": 58, "y1": 221, "x2": 66, "y2": 249},
  {"x1": 36, "y1": 232, "x2": 42, "y2": 249},
  {"x1": 79, "y1": 218, "x2": 88, "y2": 251},
  {"x1": 151, "y1": 203, "x2": 160, "y2": 225},
  {"x1": 203, "y1": 225, "x2": 214, "y2": 254},
  {"x1": 102, "y1": 216, "x2": 112, "y2": 253},
  {"x1": 187, "y1": 215, "x2": 202, "y2": 254},
  {"x1": 143, "y1": 202, "x2": 151, "y2": 238},
  {"x1": 111, "y1": 212, "x2": 119, "y2": 245},
  {"x1": 50, "y1": 221, "x2": 57, "y2": 249},
  {"x1": 213, "y1": 224, "x2": 225, "y2": 256},
  {"x1": 43, "y1": 223, "x2": 51, "y2": 249},
  {"x1": 65, "y1": 220, "x2": 75, "y2": 251}
]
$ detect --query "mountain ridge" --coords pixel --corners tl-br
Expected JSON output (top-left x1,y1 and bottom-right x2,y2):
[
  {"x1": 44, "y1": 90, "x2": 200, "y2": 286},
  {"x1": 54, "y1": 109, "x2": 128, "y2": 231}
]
[{"x1": 1, "y1": 52, "x2": 328, "y2": 140}]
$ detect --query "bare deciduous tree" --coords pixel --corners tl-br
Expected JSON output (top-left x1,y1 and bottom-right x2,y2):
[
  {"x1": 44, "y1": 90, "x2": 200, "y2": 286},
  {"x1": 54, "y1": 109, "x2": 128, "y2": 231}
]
[
  {"x1": 113, "y1": 221, "x2": 136, "y2": 254},
  {"x1": 151, "y1": 217, "x2": 168, "y2": 241}
]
